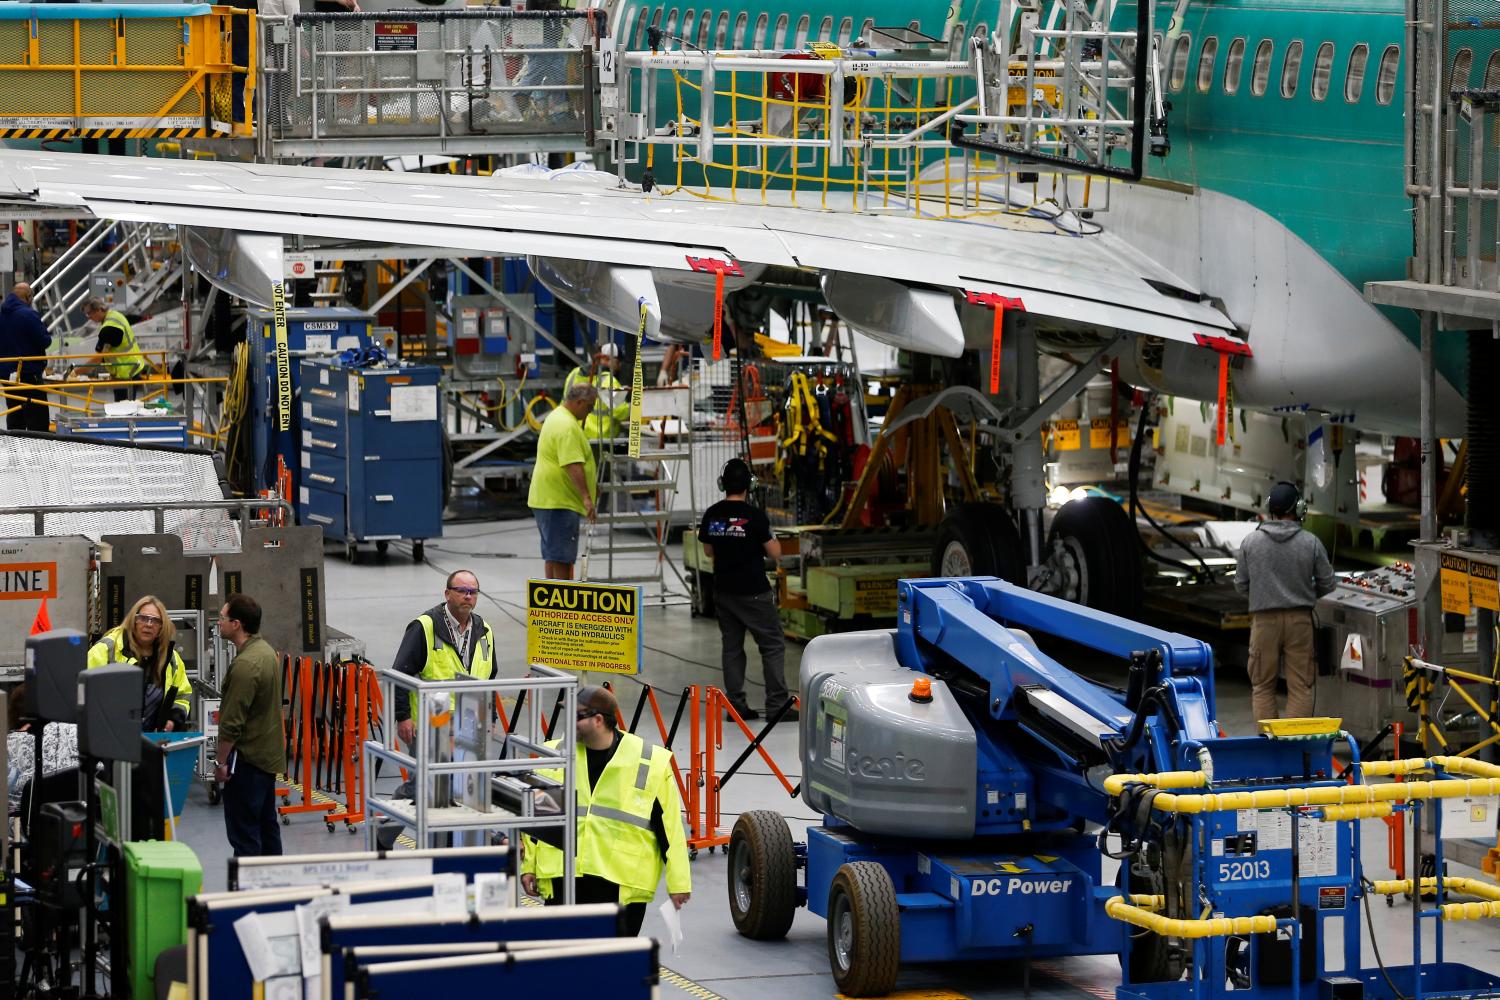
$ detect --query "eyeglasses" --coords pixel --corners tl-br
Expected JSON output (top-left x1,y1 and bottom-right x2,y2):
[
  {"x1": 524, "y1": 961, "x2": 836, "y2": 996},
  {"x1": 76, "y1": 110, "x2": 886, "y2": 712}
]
[
  {"x1": 576, "y1": 710, "x2": 603, "y2": 721},
  {"x1": 136, "y1": 614, "x2": 162, "y2": 625},
  {"x1": 448, "y1": 586, "x2": 480, "y2": 597}
]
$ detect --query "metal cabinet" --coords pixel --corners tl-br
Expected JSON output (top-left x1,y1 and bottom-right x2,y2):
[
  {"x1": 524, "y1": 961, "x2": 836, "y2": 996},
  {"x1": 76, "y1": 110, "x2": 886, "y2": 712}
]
[{"x1": 295, "y1": 360, "x2": 443, "y2": 562}]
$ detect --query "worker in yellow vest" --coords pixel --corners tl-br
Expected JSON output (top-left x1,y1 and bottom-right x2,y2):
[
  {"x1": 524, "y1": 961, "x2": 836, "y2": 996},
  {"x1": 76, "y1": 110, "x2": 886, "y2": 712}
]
[
  {"x1": 520, "y1": 686, "x2": 691, "y2": 935},
  {"x1": 389, "y1": 569, "x2": 496, "y2": 746},
  {"x1": 563, "y1": 342, "x2": 631, "y2": 442},
  {"x1": 86, "y1": 594, "x2": 192, "y2": 731},
  {"x1": 85, "y1": 296, "x2": 146, "y2": 401}
]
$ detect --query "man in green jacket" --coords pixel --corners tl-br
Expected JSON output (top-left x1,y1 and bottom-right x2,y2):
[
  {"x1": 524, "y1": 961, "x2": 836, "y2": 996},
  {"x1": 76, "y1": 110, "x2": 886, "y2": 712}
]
[{"x1": 213, "y1": 594, "x2": 286, "y2": 857}]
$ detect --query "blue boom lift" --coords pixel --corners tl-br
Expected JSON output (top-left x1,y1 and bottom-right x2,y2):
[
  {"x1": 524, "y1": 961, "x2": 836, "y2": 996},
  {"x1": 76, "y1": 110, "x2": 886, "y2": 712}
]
[{"x1": 728, "y1": 577, "x2": 1500, "y2": 998}]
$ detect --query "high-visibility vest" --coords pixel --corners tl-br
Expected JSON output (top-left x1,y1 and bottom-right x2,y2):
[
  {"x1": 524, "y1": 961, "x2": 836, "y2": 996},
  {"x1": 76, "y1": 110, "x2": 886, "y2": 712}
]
[
  {"x1": 100, "y1": 310, "x2": 146, "y2": 381},
  {"x1": 520, "y1": 730, "x2": 691, "y2": 905},
  {"x1": 409, "y1": 613, "x2": 495, "y2": 722},
  {"x1": 563, "y1": 366, "x2": 631, "y2": 440},
  {"x1": 87, "y1": 626, "x2": 192, "y2": 722}
]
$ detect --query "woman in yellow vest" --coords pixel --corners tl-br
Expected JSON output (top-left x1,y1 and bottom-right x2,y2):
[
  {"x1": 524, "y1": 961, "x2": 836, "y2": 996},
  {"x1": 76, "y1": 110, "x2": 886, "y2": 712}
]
[
  {"x1": 85, "y1": 296, "x2": 146, "y2": 401},
  {"x1": 87, "y1": 595, "x2": 192, "y2": 731},
  {"x1": 520, "y1": 686, "x2": 691, "y2": 934}
]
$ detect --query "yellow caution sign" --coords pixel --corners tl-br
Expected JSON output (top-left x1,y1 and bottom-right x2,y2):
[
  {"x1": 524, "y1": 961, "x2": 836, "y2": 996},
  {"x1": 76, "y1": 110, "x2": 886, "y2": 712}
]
[
  {"x1": 526, "y1": 579, "x2": 642, "y2": 675},
  {"x1": 628, "y1": 299, "x2": 646, "y2": 459},
  {"x1": 272, "y1": 281, "x2": 291, "y2": 433},
  {"x1": 1441, "y1": 553, "x2": 1471, "y2": 615},
  {"x1": 1471, "y1": 561, "x2": 1499, "y2": 612},
  {"x1": 1051, "y1": 419, "x2": 1081, "y2": 451},
  {"x1": 1088, "y1": 418, "x2": 1128, "y2": 450}
]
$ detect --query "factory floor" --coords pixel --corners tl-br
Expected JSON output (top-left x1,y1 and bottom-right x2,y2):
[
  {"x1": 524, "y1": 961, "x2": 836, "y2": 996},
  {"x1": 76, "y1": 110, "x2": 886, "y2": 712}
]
[{"x1": 169, "y1": 520, "x2": 1500, "y2": 999}]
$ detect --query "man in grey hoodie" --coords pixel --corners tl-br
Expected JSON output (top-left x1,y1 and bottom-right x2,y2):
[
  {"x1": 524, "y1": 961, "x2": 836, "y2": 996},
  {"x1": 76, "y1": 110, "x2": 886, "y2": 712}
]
[{"x1": 1235, "y1": 482, "x2": 1337, "y2": 722}]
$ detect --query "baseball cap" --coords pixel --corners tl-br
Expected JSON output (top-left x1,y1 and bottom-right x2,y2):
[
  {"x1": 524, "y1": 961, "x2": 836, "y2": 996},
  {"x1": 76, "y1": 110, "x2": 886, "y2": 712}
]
[{"x1": 1268, "y1": 482, "x2": 1300, "y2": 516}]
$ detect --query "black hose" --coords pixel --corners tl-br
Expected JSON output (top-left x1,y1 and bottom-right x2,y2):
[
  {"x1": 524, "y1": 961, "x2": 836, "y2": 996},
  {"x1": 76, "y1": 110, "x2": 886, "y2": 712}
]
[
  {"x1": 1128, "y1": 395, "x2": 1215, "y2": 581},
  {"x1": 1105, "y1": 684, "x2": 1183, "y2": 759}
]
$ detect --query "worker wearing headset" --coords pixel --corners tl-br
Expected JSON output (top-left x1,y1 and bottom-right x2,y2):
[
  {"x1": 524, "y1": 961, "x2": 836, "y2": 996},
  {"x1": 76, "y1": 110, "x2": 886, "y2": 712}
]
[{"x1": 1234, "y1": 481, "x2": 1336, "y2": 722}]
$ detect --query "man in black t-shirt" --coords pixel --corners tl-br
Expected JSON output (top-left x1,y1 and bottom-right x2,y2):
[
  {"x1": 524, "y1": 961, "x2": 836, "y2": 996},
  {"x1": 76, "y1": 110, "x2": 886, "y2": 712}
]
[{"x1": 697, "y1": 459, "x2": 794, "y2": 722}]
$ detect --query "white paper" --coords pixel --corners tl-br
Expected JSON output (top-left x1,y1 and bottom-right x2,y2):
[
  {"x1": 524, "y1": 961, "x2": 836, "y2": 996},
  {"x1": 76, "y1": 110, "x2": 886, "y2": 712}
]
[
  {"x1": 1296, "y1": 817, "x2": 1338, "y2": 877},
  {"x1": 303, "y1": 333, "x2": 332, "y2": 352},
  {"x1": 234, "y1": 912, "x2": 302, "y2": 981},
  {"x1": 104, "y1": 400, "x2": 143, "y2": 416},
  {"x1": 295, "y1": 895, "x2": 349, "y2": 974},
  {"x1": 348, "y1": 373, "x2": 360, "y2": 413},
  {"x1": 433, "y1": 872, "x2": 468, "y2": 917},
  {"x1": 1340, "y1": 633, "x2": 1365, "y2": 673},
  {"x1": 1442, "y1": 796, "x2": 1500, "y2": 840},
  {"x1": 657, "y1": 900, "x2": 684, "y2": 955},
  {"x1": 474, "y1": 873, "x2": 510, "y2": 916},
  {"x1": 390, "y1": 384, "x2": 438, "y2": 422}
]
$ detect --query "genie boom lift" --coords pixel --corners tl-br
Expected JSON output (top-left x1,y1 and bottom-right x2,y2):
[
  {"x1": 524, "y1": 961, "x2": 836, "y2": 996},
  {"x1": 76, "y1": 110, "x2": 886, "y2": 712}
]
[{"x1": 727, "y1": 577, "x2": 1500, "y2": 999}]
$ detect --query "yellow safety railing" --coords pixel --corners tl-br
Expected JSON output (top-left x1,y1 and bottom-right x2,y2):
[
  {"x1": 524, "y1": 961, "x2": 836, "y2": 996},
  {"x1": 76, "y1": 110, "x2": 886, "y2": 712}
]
[
  {"x1": 0, "y1": 5, "x2": 254, "y2": 140},
  {"x1": 1405, "y1": 644, "x2": 1500, "y2": 759},
  {"x1": 1370, "y1": 877, "x2": 1500, "y2": 921},
  {"x1": 622, "y1": 49, "x2": 1103, "y2": 220},
  {"x1": 2, "y1": 351, "x2": 227, "y2": 441}
]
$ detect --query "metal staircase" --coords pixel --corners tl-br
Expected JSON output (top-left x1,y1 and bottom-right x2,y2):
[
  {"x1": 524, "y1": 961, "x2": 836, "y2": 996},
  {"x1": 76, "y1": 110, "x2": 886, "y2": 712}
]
[{"x1": 32, "y1": 220, "x2": 185, "y2": 349}]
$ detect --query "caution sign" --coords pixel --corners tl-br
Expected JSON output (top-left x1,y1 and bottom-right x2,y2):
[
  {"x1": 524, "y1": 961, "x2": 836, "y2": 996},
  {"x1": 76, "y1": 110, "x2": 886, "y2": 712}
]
[
  {"x1": 1050, "y1": 419, "x2": 1081, "y2": 451},
  {"x1": 1089, "y1": 418, "x2": 1128, "y2": 450},
  {"x1": 1471, "y1": 561, "x2": 1500, "y2": 612},
  {"x1": 1441, "y1": 553, "x2": 1471, "y2": 615},
  {"x1": 373, "y1": 21, "x2": 419, "y2": 51},
  {"x1": 272, "y1": 281, "x2": 291, "y2": 433},
  {"x1": 628, "y1": 299, "x2": 646, "y2": 460},
  {"x1": 853, "y1": 577, "x2": 897, "y2": 615},
  {"x1": 526, "y1": 579, "x2": 642, "y2": 675}
]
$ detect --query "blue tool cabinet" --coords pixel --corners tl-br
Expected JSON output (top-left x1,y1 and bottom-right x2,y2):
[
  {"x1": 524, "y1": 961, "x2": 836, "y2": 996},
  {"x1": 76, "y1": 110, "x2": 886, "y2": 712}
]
[{"x1": 296, "y1": 359, "x2": 444, "y2": 563}]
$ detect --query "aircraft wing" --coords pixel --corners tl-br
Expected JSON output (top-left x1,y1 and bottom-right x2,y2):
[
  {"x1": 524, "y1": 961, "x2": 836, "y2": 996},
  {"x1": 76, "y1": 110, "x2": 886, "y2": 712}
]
[{"x1": 0, "y1": 150, "x2": 1237, "y2": 356}]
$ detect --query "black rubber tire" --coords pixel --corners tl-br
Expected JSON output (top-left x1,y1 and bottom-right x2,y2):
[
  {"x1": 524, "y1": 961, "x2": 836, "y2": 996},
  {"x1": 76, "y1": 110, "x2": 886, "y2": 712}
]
[
  {"x1": 826, "y1": 862, "x2": 900, "y2": 997},
  {"x1": 728, "y1": 810, "x2": 798, "y2": 940},
  {"x1": 412, "y1": 540, "x2": 425, "y2": 564},
  {"x1": 1047, "y1": 497, "x2": 1142, "y2": 617},
  {"x1": 930, "y1": 502, "x2": 1026, "y2": 583}
]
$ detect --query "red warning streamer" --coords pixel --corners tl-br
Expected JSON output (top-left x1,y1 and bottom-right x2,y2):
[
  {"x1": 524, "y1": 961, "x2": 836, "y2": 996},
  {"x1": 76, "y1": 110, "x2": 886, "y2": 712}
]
[
  {"x1": 687, "y1": 256, "x2": 745, "y2": 361},
  {"x1": 965, "y1": 291, "x2": 1026, "y2": 393},
  {"x1": 1193, "y1": 334, "x2": 1253, "y2": 447}
]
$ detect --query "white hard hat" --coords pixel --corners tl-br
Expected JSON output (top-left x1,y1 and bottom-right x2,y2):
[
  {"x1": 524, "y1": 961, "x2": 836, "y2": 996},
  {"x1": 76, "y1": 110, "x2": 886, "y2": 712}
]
[{"x1": 595, "y1": 343, "x2": 621, "y2": 359}]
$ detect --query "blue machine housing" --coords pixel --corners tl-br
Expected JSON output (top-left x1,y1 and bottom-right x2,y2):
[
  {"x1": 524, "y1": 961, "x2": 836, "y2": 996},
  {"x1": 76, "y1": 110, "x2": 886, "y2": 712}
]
[{"x1": 757, "y1": 576, "x2": 1500, "y2": 999}]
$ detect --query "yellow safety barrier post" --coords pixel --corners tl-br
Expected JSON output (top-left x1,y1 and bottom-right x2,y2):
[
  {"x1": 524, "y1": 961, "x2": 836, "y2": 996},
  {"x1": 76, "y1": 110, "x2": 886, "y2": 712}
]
[{"x1": 0, "y1": 4, "x2": 253, "y2": 140}]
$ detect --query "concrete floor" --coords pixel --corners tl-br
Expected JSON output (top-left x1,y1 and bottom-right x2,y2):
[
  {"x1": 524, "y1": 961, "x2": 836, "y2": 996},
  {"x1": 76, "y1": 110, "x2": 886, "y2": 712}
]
[{"x1": 168, "y1": 519, "x2": 1500, "y2": 999}]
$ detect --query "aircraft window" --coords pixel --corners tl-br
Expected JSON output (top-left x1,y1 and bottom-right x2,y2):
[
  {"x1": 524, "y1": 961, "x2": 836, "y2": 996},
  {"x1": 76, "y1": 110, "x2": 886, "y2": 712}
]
[
  {"x1": 774, "y1": 13, "x2": 789, "y2": 47},
  {"x1": 1486, "y1": 49, "x2": 1500, "y2": 88},
  {"x1": 698, "y1": 11, "x2": 711, "y2": 48},
  {"x1": 838, "y1": 17, "x2": 853, "y2": 45},
  {"x1": 817, "y1": 16, "x2": 833, "y2": 41},
  {"x1": 1281, "y1": 39, "x2": 1303, "y2": 97},
  {"x1": 647, "y1": 6, "x2": 663, "y2": 47},
  {"x1": 795, "y1": 14, "x2": 810, "y2": 47},
  {"x1": 1311, "y1": 42, "x2": 1334, "y2": 100},
  {"x1": 1376, "y1": 43, "x2": 1400, "y2": 104},
  {"x1": 733, "y1": 12, "x2": 748, "y2": 48},
  {"x1": 715, "y1": 11, "x2": 730, "y2": 47},
  {"x1": 1224, "y1": 37, "x2": 1246, "y2": 93},
  {"x1": 859, "y1": 18, "x2": 874, "y2": 45},
  {"x1": 680, "y1": 9, "x2": 695, "y2": 43},
  {"x1": 1168, "y1": 33, "x2": 1191, "y2": 91},
  {"x1": 1345, "y1": 43, "x2": 1369, "y2": 102},
  {"x1": 1196, "y1": 36, "x2": 1218, "y2": 92},
  {"x1": 1452, "y1": 47, "x2": 1473, "y2": 89},
  {"x1": 753, "y1": 12, "x2": 767, "y2": 48},
  {"x1": 1251, "y1": 38, "x2": 1274, "y2": 96},
  {"x1": 663, "y1": 8, "x2": 678, "y2": 39}
]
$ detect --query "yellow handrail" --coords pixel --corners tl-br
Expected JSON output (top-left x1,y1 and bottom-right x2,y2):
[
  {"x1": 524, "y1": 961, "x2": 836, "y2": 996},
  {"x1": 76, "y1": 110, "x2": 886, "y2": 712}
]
[
  {"x1": 1370, "y1": 877, "x2": 1500, "y2": 921},
  {"x1": 1104, "y1": 896, "x2": 1277, "y2": 938}
]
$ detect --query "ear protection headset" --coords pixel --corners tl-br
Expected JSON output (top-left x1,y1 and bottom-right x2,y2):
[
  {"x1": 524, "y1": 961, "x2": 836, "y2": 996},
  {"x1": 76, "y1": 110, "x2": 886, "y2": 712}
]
[
  {"x1": 719, "y1": 458, "x2": 755, "y2": 494},
  {"x1": 1269, "y1": 481, "x2": 1308, "y2": 520}
]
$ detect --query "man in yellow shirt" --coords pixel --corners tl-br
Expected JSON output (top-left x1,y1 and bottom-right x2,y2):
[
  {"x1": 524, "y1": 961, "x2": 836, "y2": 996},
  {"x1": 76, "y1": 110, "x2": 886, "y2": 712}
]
[{"x1": 528, "y1": 383, "x2": 599, "y2": 580}]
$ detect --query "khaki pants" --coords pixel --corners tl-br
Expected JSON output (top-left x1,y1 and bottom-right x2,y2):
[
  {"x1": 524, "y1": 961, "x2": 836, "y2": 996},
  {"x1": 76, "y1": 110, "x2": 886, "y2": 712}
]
[{"x1": 1248, "y1": 608, "x2": 1316, "y2": 723}]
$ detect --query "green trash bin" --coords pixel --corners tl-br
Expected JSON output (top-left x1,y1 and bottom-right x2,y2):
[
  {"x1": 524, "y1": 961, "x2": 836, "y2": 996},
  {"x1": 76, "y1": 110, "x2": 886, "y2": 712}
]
[{"x1": 124, "y1": 840, "x2": 203, "y2": 1000}]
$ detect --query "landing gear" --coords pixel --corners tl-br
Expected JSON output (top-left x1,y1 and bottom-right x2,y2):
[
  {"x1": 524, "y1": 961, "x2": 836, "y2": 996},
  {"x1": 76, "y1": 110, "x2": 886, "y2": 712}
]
[
  {"x1": 931, "y1": 502, "x2": 1026, "y2": 583},
  {"x1": 827, "y1": 862, "x2": 900, "y2": 998},
  {"x1": 728, "y1": 811, "x2": 797, "y2": 940},
  {"x1": 1043, "y1": 497, "x2": 1143, "y2": 616}
]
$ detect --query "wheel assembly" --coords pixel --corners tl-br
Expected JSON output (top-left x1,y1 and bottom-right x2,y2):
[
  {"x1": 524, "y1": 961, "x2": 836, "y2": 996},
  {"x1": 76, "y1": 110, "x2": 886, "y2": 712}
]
[
  {"x1": 826, "y1": 861, "x2": 900, "y2": 997},
  {"x1": 727, "y1": 810, "x2": 798, "y2": 940},
  {"x1": 930, "y1": 502, "x2": 1026, "y2": 583},
  {"x1": 1043, "y1": 496, "x2": 1143, "y2": 616}
]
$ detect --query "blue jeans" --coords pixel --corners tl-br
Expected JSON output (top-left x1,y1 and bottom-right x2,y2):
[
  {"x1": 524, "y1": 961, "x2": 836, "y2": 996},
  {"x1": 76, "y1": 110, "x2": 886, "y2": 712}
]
[
  {"x1": 222, "y1": 757, "x2": 283, "y2": 858},
  {"x1": 533, "y1": 506, "x2": 582, "y2": 564}
]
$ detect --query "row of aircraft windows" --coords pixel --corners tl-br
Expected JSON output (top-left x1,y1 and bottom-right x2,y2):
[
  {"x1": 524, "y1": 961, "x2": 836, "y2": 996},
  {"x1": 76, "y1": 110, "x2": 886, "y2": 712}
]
[
  {"x1": 1160, "y1": 33, "x2": 1500, "y2": 105},
  {"x1": 628, "y1": 8, "x2": 901, "y2": 52}
]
